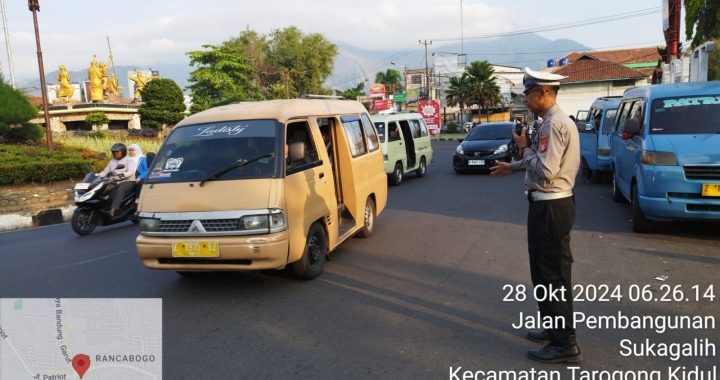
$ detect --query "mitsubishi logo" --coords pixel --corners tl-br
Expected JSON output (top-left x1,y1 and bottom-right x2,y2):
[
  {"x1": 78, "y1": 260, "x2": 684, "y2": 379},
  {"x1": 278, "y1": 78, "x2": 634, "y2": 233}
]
[{"x1": 188, "y1": 220, "x2": 206, "y2": 233}]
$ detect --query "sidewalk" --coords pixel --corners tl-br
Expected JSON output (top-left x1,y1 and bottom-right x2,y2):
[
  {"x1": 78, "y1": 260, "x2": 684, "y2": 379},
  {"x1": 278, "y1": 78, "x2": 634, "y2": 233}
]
[{"x1": 0, "y1": 205, "x2": 76, "y2": 232}]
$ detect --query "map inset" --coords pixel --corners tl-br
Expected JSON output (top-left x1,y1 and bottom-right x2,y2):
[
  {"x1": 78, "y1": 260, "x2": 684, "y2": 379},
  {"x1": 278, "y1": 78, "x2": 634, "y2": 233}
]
[{"x1": 0, "y1": 298, "x2": 162, "y2": 380}]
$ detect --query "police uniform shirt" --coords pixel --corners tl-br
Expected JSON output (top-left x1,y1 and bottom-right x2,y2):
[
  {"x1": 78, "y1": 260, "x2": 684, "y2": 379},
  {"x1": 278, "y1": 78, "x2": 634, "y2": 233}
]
[{"x1": 510, "y1": 105, "x2": 580, "y2": 193}]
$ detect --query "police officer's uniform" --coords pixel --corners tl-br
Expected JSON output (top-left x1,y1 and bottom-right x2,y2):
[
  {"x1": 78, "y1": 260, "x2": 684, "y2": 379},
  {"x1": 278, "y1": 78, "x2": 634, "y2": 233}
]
[{"x1": 511, "y1": 67, "x2": 582, "y2": 363}]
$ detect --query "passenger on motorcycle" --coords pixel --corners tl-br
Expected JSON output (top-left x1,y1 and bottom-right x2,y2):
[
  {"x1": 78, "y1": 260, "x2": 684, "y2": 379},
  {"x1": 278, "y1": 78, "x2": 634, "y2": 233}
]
[{"x1": 97, "y1": 143, "x2": 137, "y2": 217}]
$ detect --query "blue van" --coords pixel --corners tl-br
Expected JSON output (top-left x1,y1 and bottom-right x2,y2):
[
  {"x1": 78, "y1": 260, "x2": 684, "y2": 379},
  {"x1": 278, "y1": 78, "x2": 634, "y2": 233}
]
[
  {"x1": 610, "y1": 82, "x2": 720, "y2": 232},
  {"x1": 577, "y1": 96, "x2": 621, "y2": 182}
]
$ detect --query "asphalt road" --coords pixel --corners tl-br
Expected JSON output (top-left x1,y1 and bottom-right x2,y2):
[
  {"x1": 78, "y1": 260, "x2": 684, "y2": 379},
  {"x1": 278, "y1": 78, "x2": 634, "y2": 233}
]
[{"x1": 1, "y1": 140, "x2": 719, "y2": 379}]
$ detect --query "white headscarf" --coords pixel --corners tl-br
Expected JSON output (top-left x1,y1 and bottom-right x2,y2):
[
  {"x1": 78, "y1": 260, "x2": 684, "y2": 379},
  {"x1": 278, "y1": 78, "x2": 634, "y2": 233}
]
[{"x1": 128, "y1": 144, "x2": 144, "y2": 166}]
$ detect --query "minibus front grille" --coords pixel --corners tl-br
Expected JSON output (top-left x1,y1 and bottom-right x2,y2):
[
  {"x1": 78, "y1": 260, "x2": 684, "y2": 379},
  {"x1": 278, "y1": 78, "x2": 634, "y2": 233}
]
[
  {"x1": 158, "y1": 220, "x2": 193, "y2": 233},
  {"x1": 202, "y1": 218, "x2": 241, "y2": 232},
  {"x1": 684, "y1": 166, "x2": 720, "y2": 180},
  {"x1": 687, "y1": 204, "x2": 720, "y2": 212},
  {"x1": 158, "y1": 219, "x2": 241, "y2": 233}
]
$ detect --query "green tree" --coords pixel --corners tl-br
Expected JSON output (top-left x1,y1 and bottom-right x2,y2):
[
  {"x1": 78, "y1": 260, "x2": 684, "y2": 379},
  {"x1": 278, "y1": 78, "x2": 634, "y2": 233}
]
[
  {"x1": 465, "y1": 61, "x2": 502, "y2": 112},
  {"x1": 684, "y1": 0, "x2": 720, "y2": 48},
  {"x1": 139, "y1": 78, "x2": 186, "y2": 131},
  {"x1": 266, "y1": 26, "x2": 338, "y2": 97},
  {"x1": 85, "y1": 112, "x2": 109, "y2": 129},
  {"x1": 446, "y1": 74, "x2": 473, "y2": 123},
  {"x1": 339, "y1": 83, "x2": 365, "y2": 100},
  {"x1": 0, "y1": 82, "x2": 38, "y2": 124},
  {"x1": 374, "y1": 69, "x2": 402, "y2": 92},
  {"x1": 186, "y1": 42, "x2": 263, "y2": 114}
]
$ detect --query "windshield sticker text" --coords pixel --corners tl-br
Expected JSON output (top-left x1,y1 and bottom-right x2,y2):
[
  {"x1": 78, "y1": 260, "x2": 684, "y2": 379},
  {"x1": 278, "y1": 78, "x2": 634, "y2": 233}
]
[
  {"x1": 164, "y1": 157, "x2": 184, "y2": 172},
  {"x1": 662, "y1": 96, "x2": 720, "y2": 108},
  {"x1": 192, "y1": 124, "x2": 248, "y2": 137}
]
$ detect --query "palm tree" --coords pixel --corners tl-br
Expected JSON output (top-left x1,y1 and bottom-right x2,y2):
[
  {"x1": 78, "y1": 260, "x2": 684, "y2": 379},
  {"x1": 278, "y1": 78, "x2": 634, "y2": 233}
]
[
  {"x1": 465, "y1": 60, "x2": 502, "y2": 113},
  {"x1": 374, "y1": 69, "x2": 402, "y2": 92},
  {"x1": 446, "y1": 74, "x2": 473, "y2": 122}
]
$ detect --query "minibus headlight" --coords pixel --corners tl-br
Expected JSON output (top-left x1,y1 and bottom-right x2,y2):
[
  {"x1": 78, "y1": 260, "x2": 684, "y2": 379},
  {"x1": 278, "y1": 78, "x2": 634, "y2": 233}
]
[
  {"x1": 139, "y1": 218, "x2": 160, "y2": 232},
  {"x1": 456, "y1": 145, "x2": 464, "y2": 155},
  {"x1": 641, "y1": 150, "x2": 677, "y2": 166},
  {"x1": 240, "y1": 215, "x2": 269, "y2": 230}
]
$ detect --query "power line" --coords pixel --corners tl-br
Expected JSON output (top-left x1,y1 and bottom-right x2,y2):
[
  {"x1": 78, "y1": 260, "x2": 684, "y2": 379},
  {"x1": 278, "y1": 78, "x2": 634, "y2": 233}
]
[
  {"x1": 430, "y1": 7, "x2": 661, "y2": 42},
  {"x1": 463, "y1": 40, "x2": 664, "y2": 57}
]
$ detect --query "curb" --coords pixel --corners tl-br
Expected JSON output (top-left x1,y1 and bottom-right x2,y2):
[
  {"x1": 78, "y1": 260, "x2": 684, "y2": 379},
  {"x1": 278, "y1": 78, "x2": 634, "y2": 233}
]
[{"x1": 0, "y1": 205, "x2": 75, "y2": 232}]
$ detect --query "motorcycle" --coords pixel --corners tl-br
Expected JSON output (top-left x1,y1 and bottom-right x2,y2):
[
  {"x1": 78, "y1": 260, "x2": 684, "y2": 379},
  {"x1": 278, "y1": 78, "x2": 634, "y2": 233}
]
[{"x1": 71, "y1": 164, "x2": 138, "y2": 236}]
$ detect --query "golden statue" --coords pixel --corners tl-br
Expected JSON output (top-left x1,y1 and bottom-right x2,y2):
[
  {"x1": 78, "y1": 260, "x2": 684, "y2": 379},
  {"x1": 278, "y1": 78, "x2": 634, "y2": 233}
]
[
  {"x1": 87, "y1": 56, "x2": 105, "y2": 102},
  {"x1": 57, "y1": 65, "x2": 74, "y2": 99},
  {"x1": 107, "y1": 72, "x2": 121, "y2": 96},
  {"x1": 99, "y1": 62, "x2": 109, "y2": 91},
  {"x1": 130, "y1": 70, "x2": 151, "y2": 101}
]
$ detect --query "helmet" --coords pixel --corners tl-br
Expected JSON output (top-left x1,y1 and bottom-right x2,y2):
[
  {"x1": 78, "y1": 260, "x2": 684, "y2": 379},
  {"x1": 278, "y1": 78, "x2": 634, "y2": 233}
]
[{"x1": 110, "y1": 143, "x2": 127, "y2": 158}]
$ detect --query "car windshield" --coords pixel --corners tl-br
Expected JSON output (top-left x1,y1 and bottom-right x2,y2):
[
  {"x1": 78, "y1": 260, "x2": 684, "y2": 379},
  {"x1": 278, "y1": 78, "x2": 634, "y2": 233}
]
[
  {"x1": 650, "y1": 95, "x2": 720, "y2": 134},
  {"x1": 146, "y1": 120, "x2": 281, "y2": 183},
  {"x1": 466, "y1": 123, "x2": 513, "y2": 140}
]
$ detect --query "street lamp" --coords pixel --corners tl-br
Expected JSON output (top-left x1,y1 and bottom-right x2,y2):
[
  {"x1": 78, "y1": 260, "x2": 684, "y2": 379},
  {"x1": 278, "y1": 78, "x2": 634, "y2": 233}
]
[{"x1": 28, "y1": 0, "x2": 53, "y2": 150}]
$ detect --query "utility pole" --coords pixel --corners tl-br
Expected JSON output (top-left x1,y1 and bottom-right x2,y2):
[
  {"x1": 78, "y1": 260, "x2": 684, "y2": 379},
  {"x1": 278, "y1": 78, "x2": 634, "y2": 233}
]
[
  {"x1": 283, "y1": 70, "x2": 290, "y2": 99},
  {"x1": 419, "y1": 40, "x2": 432, "y2": 100},
  {"x1": 460, "y1": 0, "x2": 464, "y2": 68},
  {"x1": 28, "y1": 0, "x2": 53, "y2": 150},
  {"x1": 1, "y1": 0, "x2": 15, "y2": 88}
]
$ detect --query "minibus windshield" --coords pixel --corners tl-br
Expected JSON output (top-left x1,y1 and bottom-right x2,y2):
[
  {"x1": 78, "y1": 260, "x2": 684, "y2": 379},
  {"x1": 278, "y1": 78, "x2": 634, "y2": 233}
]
[
  {"x1": 146, "y1": 120, "x2": 281, "y2": 183},
  {"x1": 650, "y1": 95, "x2": 720, "y2": 134}
]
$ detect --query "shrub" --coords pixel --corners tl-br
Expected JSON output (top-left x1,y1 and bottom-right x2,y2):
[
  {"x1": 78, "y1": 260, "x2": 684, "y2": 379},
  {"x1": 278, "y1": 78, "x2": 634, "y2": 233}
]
[
  {"x1": 447, "y1": 122, "x2": 458, "y2": 133},
  {"x1": 85, "y1": 112, "x2": 109, "y2": 129},
  {"x1": 0, "y1": 122, "x2": 43, "y2": 144},
  {"x1": 0, "y1": 144, "x2": 95, "y2": 185}
]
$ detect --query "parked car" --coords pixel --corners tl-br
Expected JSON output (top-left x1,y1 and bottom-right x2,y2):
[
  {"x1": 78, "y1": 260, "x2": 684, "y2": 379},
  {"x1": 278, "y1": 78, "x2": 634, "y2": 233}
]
[
  {"x1": 453, "y1": 121, "x2": 516, "y2": 173},
  {"x1": 374, "y1": 113, "x2": 434, "y2": 185},
  {"x1": 610, "y1": 82, "x2": 720, "y2": 232},
  {"x1": 576, "y1": 96, "x2": 622, "y2": 182}
]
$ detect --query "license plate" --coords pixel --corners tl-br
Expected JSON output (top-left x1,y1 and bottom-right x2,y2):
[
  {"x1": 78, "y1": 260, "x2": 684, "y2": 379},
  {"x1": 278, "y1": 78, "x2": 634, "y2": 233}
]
[
  {"x1": 172, "y1": 241, "x2": 220, "y2": 257},
  {"x1": 468, "y1": 160, "x2": 485, "y2": 166},
  {"x1": 74, "y1": 183, "x2": 90, "y2": 190},
  {"x1": 702, "y1": 184, "x2": 720, "y2": 197}
]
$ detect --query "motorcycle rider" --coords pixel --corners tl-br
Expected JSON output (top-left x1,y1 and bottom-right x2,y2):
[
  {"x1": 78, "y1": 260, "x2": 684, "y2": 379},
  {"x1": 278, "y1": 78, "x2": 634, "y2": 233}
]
[{"x1": 97, "y1": 143, "x2": 137, "y2": 217}]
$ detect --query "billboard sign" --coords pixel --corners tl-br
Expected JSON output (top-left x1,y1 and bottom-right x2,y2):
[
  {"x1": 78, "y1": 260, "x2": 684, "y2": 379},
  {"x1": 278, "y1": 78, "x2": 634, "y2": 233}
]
[
  {"x1": 373, "y1": 99, "x2": 389, "y2": 111},
  {"x1": 369, "y1": 83, "x2": 386, "y2": 96},
  {"x1": 418, "y1": 99, "x2": 440, "y2": 135}
]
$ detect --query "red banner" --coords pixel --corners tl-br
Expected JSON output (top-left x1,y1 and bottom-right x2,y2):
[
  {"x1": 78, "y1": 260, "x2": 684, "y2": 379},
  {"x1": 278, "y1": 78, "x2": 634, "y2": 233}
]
[
  {"x1": 373, "y1": 99, "x2": 389, "y2": 111},
  {"x1": 418, "y1": 100, "x2": 440, "y2": 135}
]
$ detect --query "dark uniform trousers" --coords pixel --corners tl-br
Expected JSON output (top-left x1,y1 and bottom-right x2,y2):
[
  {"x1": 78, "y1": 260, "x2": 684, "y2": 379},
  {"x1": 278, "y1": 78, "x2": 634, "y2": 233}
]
[{"x1": 527, "y1": 194, "x2": 575, "y2": 345}]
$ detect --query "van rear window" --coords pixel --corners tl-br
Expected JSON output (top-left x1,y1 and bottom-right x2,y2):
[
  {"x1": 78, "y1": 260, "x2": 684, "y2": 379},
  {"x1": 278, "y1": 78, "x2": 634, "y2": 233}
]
[{"x1": 650, "y1": 95, "x2": 720, "y2": 134}]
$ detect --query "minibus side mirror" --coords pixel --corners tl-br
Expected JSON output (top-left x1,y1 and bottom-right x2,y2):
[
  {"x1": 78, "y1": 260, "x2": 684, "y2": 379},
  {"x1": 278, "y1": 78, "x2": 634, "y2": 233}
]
[{"x1": 289, "y1": 142, "x2": 306, "y2": 162}]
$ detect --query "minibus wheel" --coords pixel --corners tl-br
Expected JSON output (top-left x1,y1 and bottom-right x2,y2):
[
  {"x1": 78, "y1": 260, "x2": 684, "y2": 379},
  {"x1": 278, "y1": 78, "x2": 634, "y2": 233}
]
[
  {"x1": 416, "y1": 157, "x2": 427, "y2": 178},
  {"x1": 293, "y1": 223, "x2": 327, "y2": 280},
  {"x1": 357, "y1": 197, "x2": 376, "y2": 238},
  {"x1": 389, "y1": 162, "x2": 403, "y2": 186}
]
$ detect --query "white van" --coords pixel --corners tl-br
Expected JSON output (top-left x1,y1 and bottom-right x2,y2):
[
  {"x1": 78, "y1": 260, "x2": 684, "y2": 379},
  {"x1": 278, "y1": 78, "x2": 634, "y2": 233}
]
[{"x1": 372, "y1": 113, "x2": 434, "y2": 185}]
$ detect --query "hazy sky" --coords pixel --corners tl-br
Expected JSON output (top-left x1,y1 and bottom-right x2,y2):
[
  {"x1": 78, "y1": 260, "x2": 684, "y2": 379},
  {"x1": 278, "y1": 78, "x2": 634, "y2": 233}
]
[{"x1": 1, "y1": 0, "x2": 677, "y2": 82}]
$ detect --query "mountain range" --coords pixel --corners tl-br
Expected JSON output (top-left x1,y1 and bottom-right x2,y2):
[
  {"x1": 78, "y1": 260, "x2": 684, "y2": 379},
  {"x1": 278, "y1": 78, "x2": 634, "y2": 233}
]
[{"x1": 19, "y1": 33, "x2": 587, "y2": 97}]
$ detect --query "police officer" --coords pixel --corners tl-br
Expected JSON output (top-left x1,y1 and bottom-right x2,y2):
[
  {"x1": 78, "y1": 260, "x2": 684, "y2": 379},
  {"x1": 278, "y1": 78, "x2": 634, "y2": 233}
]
[{"x1": 490, "y1": 67, "x2": 582, "y2": 363}]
